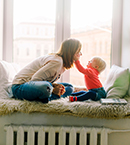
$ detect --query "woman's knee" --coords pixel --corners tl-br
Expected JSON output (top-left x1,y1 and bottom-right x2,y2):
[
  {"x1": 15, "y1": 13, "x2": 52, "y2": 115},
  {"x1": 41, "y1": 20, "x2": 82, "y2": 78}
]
[
  {"x1": 66, "y1": 86, "x2": 74, "y2": 94},
  {"x1": 24, "y1": 81, "x2": 53, "y2": 99},
  {"x1": 35, "y1": 81, "x2": 53, "y2": 99},
  {"x1": 12, "y1": 81, "x2": 53, "y2": 100}
]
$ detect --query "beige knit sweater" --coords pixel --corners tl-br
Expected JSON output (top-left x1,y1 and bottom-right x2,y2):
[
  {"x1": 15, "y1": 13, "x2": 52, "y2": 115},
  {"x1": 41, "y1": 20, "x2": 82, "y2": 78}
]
[{"x1": 12, "y1": 54, "x2": 65, "y2": 84}]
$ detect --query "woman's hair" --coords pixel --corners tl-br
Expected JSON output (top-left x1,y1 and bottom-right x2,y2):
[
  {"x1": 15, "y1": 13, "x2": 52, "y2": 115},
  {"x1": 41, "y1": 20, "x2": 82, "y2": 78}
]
[
  {"x1": 56, "y1": 38, "x2": 82, "y2": 69},
  {"x1": 93, "y1": 56, "x2": 106, "y2": 73}
]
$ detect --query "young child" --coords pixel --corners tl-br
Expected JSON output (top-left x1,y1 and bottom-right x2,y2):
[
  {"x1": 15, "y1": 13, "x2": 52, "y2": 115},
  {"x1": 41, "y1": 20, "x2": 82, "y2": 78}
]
[{"x1": 69, "y1": 56, "x2": 106, "y2": 102}]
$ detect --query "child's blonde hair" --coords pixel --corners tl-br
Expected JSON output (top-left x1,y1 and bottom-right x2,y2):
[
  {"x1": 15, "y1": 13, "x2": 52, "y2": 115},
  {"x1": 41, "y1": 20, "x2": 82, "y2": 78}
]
[{"x1": 92, "y1": 56, "x2": 106, "y2": 73}]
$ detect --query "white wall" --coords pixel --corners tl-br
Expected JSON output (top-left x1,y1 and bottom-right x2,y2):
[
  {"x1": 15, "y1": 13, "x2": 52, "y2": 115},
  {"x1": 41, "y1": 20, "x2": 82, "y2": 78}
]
[
  {"x1": 121, "y1": 0, "x2": 130, "y2": 68},
  {"x1": 112, "y1": 0, "x2": 130, "y2": 68}
]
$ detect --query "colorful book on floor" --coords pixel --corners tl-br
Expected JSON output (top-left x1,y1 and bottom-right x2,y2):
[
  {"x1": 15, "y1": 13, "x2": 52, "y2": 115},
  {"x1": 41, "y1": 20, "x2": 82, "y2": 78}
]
[{"x1": 100, "y1": 98, "x2": 127, "y2": 105}]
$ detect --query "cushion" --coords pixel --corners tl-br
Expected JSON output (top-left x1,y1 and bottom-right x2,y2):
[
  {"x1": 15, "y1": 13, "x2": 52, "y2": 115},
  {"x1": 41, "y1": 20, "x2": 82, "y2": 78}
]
[
  {"x1": 0, "y1": 60, "x2": 20, "y2": 99},
  {"x1": 104, "y1": 64, "x2": 129, "y2": 98}
]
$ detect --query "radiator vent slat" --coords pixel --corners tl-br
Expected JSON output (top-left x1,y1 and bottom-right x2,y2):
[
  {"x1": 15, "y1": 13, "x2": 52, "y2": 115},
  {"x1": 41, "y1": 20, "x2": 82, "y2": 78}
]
[
  {"x1": 28, "y1": 126, "x2": 34, "y2": 145},
  {"x1": 6, "y1": 126, "x2": 13, "y2": 145},
  {"x1": 101, "y1": 128, "x2": 108, "y2": 145},
  {"x1": 90, "y1": 128, "x2": 97, "y2": 145},
  {"x1": 69, "y1": 127, "x2": 76, "y2": 145},
  {"x1": 59, "y1": 127, "x2": 66, "y2": 145},
  {"x1": 49, "y1": 127, "x2": 55, "y2": 145},
  {"x1": 38, "y1": 127, "x2": 45, "y2": 145},
  {"x1": 17, "y1": 126, "x2": 24, "y2": 145},
  {"x1": 80, "y1": 127, "x2": 86, "y2": 145},
  {"x1": 5, "y1": 125, "x2": 109, "y2": 145}
]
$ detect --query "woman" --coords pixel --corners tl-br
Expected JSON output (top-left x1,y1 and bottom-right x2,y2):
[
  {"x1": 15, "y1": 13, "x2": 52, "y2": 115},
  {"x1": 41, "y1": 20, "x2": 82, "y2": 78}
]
[{"x1": 11, "y1": 38, "x2": 82, "y2": 103}]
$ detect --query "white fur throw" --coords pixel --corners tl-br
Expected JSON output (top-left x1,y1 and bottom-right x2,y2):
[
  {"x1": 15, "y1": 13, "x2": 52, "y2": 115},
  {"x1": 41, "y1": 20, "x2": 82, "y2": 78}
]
[
  {"x1": 0, "y1": 96, "x2": 130, "y2": 119},
  {"x1": 0, "y1": 61, "x2": 130, "y2": 119}
]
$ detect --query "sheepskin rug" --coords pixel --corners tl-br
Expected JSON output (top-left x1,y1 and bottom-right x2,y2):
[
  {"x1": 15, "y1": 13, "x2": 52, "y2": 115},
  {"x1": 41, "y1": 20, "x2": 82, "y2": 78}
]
[{"x1": 0, "y1": 96, "x2": 130, "y2": 119}]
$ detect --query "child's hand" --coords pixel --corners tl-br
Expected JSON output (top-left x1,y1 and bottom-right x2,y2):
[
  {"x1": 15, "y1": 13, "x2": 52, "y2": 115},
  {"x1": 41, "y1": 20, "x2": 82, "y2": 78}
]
[
  {"x1": 52, "y1": 83, "x2": 65, "y2": 96},
  {"x1": 59, "y1": 85, "x2": 65, "y2": 96},
  {"x1": 73, "y1": 51, "x2": 82, "y2": 61}
]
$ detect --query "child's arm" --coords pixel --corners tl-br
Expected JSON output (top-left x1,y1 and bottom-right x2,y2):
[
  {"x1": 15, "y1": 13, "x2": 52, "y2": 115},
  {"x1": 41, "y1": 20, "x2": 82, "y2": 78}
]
[{"x1": 75, "y1": 60, "x2": 90, "y2": 75}]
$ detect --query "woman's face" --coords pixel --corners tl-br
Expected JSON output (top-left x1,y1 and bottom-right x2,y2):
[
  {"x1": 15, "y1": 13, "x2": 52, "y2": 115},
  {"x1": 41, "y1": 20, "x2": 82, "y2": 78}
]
[{"x1": 73, "y1": 47, "x2": 82, "y2": 61}]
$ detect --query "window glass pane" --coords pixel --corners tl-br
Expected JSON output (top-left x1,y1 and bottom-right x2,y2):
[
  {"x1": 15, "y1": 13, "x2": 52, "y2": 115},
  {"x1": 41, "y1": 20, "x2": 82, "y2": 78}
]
[
  {"x1": 13, "y1": 0, "x2": 56, "y2": 67},
  {"x1": 70, "y1": 0, "x2": 113, "y2": 86}
]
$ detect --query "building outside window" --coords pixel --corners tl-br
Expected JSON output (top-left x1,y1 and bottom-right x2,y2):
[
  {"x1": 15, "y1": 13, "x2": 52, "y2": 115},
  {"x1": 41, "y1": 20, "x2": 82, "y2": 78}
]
[{"x1": 13, "y1": 0, "x2": 56, "y2": 68}]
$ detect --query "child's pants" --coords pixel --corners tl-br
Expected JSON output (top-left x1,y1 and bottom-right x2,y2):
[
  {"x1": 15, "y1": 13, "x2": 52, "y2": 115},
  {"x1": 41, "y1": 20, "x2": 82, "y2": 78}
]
[{"x1": 71, "y1": 87, "x2": 106, "y2": 101}]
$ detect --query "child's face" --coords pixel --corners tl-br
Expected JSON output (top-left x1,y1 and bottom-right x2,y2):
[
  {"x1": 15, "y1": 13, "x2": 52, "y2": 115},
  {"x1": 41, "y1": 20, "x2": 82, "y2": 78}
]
[{"x1": 87, "y1": 58, "x2": 97, "y2": 68}]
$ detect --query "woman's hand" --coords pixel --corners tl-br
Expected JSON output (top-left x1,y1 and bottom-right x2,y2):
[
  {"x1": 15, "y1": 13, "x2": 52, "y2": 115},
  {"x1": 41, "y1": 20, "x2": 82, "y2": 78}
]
[{"x1": 52, "y1": 83, "x2": 65, "y2": 96}]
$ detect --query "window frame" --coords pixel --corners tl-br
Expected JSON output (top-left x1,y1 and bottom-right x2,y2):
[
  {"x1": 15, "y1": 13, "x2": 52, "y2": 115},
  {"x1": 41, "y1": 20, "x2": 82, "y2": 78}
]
[{"x1": 1, "y1": 0, "x2": 13, "y2": 62}]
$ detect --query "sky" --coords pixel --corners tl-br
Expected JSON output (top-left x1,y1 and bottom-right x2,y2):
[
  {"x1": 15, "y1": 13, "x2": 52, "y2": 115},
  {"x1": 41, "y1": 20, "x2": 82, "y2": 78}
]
[
  {"x1": 13, "y1": 0, "x2": 113, "y2": 28},
  {"x1": 13, "y1": 0, "x2": 56, "y2": 25},
  {"x1": 71, "y1": 0, "x2": 113, "y2": 28}
]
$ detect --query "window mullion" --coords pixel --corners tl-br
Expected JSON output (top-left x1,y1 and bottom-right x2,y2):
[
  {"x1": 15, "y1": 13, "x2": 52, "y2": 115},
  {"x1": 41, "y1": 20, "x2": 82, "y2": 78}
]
[
  {"x1": 0, "y1": 0, "x2": 4, "y2": 60},
  {"x1": 111, "y1": 0, "x2": 123, "y2": 66},
  {"x1": 55, "y1": 0, "x2": 71, "y2": 82},
  {"x1": 3, "y1": 0, "x2": 13, "y2": 62}
]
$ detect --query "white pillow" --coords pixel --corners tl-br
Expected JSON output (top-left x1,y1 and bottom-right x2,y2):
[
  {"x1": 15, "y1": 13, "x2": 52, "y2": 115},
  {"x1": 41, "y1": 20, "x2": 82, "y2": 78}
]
[
  {"x1": 104, "y1": 65, "x2": 129, "y2": 98},
  {"x1": 0, "y1": 60, "x2": 20, "y2": 99}
]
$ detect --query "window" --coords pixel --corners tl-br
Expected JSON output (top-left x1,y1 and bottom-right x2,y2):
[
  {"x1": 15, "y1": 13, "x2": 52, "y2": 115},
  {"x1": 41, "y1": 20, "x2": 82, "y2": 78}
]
[
  {"x1": 13, "y1": 0, "x2": 56, "y2": 68},
  {"x1": 1, "y1": 0, "x2": 128, "y2": 86},
  {"x1": 70, "y1": 0, "x2": 113, "y2": 85}
]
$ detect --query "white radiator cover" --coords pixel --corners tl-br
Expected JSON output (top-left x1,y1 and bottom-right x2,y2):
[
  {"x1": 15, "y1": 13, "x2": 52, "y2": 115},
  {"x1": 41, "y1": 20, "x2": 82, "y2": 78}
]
[{"x1": 4, "y1": 125, "x2": 130, "y2": 145}]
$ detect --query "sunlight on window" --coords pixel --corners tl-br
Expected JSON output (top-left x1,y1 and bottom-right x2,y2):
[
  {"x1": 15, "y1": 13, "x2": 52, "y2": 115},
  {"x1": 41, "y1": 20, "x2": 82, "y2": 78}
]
[
  {"x1": 13, "y1": 0, "x2": 56, "y2": 26},
  {"x1": 13, "y1": 0, "x2": 113, "y2": 86},
  {"x1": 13, "y1": 0, "x2": 56, "y2": 68},
  {"x1": 70, "y1": 0, "x2": 113, "y2": 86},
  {"x1": 71, "y1": 0, "x2": 112, "y2": 28}
]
